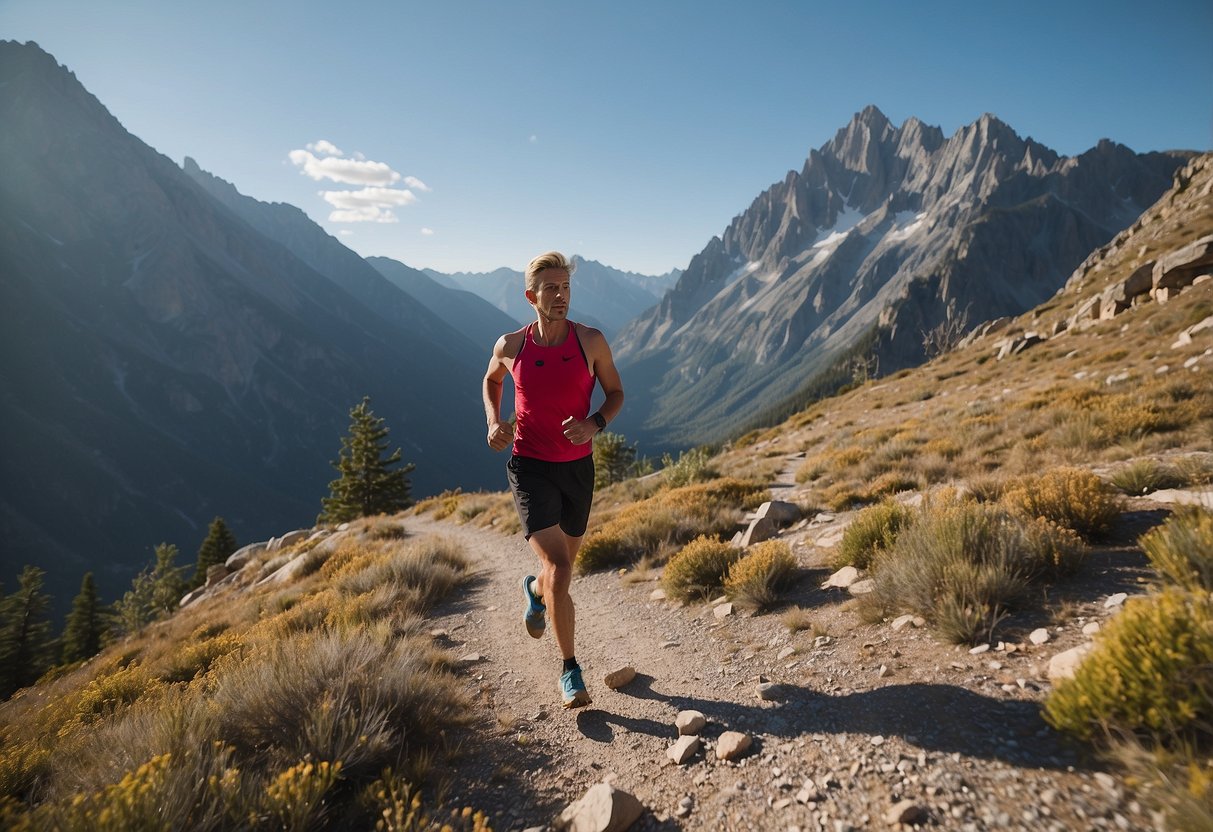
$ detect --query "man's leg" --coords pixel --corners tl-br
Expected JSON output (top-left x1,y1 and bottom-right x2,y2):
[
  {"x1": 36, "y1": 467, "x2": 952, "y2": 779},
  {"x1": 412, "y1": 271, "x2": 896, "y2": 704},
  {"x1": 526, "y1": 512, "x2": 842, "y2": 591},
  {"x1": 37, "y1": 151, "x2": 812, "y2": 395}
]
[{"x1": 529, "y1": 526, "x2": 582, "y2": 660}]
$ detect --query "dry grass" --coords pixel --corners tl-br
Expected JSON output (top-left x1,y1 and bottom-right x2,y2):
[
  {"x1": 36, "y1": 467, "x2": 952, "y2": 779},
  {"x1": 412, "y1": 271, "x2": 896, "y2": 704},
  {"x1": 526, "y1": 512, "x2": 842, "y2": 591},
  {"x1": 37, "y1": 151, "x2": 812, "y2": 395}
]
[{"x1": 0, "y1": 526, "x2": 480, "y2": 829}]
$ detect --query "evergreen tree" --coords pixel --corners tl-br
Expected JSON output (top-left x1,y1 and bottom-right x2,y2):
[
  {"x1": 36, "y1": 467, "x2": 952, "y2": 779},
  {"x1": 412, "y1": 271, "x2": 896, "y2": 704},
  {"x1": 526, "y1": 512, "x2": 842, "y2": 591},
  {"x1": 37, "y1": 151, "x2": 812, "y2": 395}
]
[
  {"x1": 318, "y1": 396, "x2": 415, "y2": 524},
  {"x1": 0, "y1": 566, "x2": 55, "y2": 698},
  {"x1": 61, "y1": 572, "x2": 104, "y2": 664},
  {"x1": 191, "y1": 516, "x2": 238, "y2": 589},
  {"x1": 593, "y1": 431, "x2": 644, "y2": 488},
  {"x1": 112, "y1": 543, "x2": 186, "y2": 637}
]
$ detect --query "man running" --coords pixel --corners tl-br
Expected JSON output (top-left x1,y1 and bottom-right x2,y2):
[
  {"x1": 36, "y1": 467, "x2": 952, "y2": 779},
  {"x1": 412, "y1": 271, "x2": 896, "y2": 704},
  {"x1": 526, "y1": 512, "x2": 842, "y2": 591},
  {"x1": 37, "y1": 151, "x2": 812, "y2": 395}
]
[{"x1": 482, "y1": 251, "x2": 624, "y2": 708}]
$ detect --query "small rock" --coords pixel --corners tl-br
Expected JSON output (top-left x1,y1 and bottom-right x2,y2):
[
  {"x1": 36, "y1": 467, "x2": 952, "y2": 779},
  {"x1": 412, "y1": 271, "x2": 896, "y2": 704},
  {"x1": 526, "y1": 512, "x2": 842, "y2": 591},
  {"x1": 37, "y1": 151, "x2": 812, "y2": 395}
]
[
  {"x1": 814, "y1": 635, "x2": 832, "y2": 648},
  {"x1": 1082, "y1": 621, "x2": 1101, "y2": 636},
  {"x1": 649, "y1": 588, "x2": 667, "y2": 601},
  {"x1": 659, "y1": 640, "x2": 680, "y2": 649},
  {"x1": 847, "y1": 579, "x2": 875, "y2": 595},
  {"x1": 821, "y1": 566, "x2": 860, "y2": 589},
  {"x1": 1048, "y1": 644, "x2": 1095, "y2": 680},
  {"x1": 756, "y1": 682, "x2": 783, "y2": 701},
  {"x1": 795, "y1": 781, "x2": 821, "y2": 804},
  {"x1": 877, "y1": 665, "x2": 893, "y2": 678},
  {"x1": 458, "y1": 653, "x2": 483, "y2": 664},
  {"x1": 714, "y1": 602, "x2": 734, "y2": 618},
  {"x1": 1029, "y1": 628, "x2": 1051, "y2": 645},
  {"x1": 870, "y1": 735, "x2": 885, "y2": 746},
  {"x1": 773, "y1": 798, "x2": 792, "y2": 810},
  {"x1": 603, "y1": 666, "x2": 636, "y2": 690},
  {"x1": 1105, "y1": 593, "x2": 1128, "y2": 609},
  {"x1": 667, "y1": 735, "x2": 700, "y2": 765},
  {"x1": 777, "y1": 646, "x2": 796, "y2": 660},
  {"x1": 556, "y1": 782, "x2": 645, "y2": 832},
  {"x1": 675, "y1": 710, "x2": 707, "y2": 736},
  {"x1": 885, "y1": 799, "x2": 926, "y2": 825},
  {"x1": 890, "y1": 614, "x2": 918, "y2": 631},
  {"x1": 715, "y1": 731, "x2": 752, "y2": 761},
  {"x1": 969, "y1": 644, "x2": 991, "y2": 655}
]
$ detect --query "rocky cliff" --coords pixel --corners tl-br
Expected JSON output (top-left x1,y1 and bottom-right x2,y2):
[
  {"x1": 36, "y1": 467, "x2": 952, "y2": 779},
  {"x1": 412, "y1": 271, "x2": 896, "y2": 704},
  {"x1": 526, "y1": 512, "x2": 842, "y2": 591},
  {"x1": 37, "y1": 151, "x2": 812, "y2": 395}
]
[{"x1": 613, "y1": 105, "x2": 1191, "y2": 448}]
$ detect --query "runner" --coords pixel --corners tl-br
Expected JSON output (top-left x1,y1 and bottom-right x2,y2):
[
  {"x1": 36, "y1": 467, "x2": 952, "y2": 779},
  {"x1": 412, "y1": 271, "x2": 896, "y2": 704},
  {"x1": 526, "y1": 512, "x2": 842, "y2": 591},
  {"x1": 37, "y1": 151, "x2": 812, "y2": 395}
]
[{"x1": 482, "y1": 251, "x2": 625, "y2": 708}]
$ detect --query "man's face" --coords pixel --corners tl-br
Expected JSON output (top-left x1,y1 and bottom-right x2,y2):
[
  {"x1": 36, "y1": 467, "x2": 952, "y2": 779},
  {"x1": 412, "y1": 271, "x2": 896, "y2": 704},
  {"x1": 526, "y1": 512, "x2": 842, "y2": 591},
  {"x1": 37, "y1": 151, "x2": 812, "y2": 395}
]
[{"x1": 527, "y1": 268, "x2": 571, "y2": 320}]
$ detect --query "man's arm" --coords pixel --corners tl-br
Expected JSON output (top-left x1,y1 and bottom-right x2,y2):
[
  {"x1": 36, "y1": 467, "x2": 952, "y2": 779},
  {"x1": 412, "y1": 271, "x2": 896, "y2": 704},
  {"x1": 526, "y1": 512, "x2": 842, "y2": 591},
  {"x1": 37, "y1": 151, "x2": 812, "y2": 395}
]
[
  {"x1": 562, "y1": 325, "x2": 624, "y2": 446},
  {"x1": 483, "y1": 334, "x2": 516, "y2": 451}
]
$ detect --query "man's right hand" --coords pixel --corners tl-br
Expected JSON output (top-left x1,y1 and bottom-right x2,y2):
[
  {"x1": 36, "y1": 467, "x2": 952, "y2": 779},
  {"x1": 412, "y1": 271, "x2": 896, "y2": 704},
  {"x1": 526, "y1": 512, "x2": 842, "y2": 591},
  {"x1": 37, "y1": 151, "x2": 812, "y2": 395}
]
[{"x1": 487, "y1": 420, "x2": 515, "y2": 452}]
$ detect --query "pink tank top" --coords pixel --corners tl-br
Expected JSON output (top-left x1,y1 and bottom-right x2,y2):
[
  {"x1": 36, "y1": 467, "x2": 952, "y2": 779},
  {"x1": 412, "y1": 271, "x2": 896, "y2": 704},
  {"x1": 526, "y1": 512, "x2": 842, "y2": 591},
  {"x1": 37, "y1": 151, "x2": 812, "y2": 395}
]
[{"x1": 510, "y1": 322, "x2": 595, "y2": 462}]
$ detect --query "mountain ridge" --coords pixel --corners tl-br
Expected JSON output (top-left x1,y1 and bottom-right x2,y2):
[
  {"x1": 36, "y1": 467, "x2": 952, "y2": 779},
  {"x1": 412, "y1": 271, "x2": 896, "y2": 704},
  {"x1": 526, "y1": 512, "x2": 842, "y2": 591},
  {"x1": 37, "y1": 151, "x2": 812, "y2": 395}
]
[{"x1": 612, "y1": 105, "x2": 1192, "y2": 449}]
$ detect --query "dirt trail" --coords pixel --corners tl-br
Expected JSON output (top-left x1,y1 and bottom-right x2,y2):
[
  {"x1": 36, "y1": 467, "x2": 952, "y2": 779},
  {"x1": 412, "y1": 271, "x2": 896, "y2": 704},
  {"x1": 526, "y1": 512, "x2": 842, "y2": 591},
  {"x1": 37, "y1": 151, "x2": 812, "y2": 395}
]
[{"x1": 405, "y1": 458, "x2": 1156, "y2": 832}]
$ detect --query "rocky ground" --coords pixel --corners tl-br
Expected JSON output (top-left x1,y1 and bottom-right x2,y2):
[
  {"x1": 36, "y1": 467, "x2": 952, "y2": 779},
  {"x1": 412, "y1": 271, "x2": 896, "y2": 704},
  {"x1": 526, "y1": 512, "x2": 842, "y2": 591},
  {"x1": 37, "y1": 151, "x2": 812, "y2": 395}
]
[{"x1": 409, "y1": 457, "x2": 1183, "y2": 832}]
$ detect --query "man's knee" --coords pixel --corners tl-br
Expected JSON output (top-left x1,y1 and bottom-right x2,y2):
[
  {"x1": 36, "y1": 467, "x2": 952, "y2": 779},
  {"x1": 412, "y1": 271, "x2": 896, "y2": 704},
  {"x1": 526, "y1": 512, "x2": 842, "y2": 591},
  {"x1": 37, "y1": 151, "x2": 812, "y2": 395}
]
[{"x1": 543, "y1": 559, "x2": 573, "y2": 592}]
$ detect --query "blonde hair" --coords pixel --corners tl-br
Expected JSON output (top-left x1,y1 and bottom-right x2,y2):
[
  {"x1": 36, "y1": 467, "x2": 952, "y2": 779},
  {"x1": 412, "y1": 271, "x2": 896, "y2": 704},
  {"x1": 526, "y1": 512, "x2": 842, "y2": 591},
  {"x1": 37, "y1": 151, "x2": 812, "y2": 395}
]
[{"x1": 525, "y1": 251, "x2": 576, "y2": 292}]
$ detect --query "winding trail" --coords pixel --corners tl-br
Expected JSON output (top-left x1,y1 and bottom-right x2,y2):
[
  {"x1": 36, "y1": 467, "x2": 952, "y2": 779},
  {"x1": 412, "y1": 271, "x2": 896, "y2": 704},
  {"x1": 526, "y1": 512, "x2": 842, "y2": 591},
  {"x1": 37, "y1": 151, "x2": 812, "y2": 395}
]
[{"x1": 403, "y1": 463, "x2": 1152, "y2": 831}]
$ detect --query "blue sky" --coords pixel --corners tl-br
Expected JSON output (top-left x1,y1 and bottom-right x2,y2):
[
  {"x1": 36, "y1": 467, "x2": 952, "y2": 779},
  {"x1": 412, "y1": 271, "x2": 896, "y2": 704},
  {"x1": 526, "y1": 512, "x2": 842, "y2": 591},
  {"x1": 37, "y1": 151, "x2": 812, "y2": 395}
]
[{"x1": 3, "y1": 0, "x2": 1210, "y2": 275}]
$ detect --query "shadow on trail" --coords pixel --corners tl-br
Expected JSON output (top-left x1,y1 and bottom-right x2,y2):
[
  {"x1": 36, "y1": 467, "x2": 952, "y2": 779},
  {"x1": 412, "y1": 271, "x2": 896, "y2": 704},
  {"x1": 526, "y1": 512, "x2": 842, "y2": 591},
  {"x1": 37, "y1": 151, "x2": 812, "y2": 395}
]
[{"x1": 602, "y1": 673, "x2": 1085, "y2": 771}]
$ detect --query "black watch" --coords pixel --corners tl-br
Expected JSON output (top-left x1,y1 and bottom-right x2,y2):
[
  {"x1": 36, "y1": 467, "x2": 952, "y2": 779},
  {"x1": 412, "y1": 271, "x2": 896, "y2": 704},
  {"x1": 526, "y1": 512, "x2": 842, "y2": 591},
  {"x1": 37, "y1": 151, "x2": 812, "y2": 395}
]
[{"x1": 591, "y1": 411, "x2": 607, "y2": 432}]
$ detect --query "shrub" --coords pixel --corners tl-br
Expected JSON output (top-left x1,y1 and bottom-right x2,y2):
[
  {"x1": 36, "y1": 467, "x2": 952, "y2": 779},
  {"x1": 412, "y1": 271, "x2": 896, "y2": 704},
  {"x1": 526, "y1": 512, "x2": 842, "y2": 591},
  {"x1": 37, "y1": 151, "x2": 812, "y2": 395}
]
[
  {"x1": 1001, "y1": 467, "x2": 1121, "y2": 541},
  {"x1": 264, "y1": 760, "x2": 342, "y2": 832},
  {"x1": 780, "y1": 607, "x2": 816, "y2": 634},
  {"x1": 1044, "y1": 589, "x2": 1213, "y2": 743},
  {"x1": 576, "y1": 478, "x2": 766, "y2": 572},
  {"x1": 660, "y1": 446, "x2": 717, "y2": 488},
  {"x1": 661, "y1": 536, "x2": 742, "y2": 602},
  {"x1": 834, "y1": 500, "x2": 914, "y2": 570},
  {"x1": 70, "y1": 664, "x2": 163, "y2": 728},
  {"x1": 865, "y1": 502, "x2": 1082, "y2": 644},
  {"x1": 363, "y1": 770, "x2": 492, "y2": 832},
  {"x1": 1109, "y1": 459, "x2": 1185, "y2": 495},
  {"x1": 336, "y1": 536, "x2": 468, "y2": 611},
  {"x1": 159, "y1": 633, "x2": 244, "y2": 684},
  {"x1": 724, "y1": 541, "x2": 797, "y2": 611},
  {"x1": 1140, "y1": 507, "x2": 1213, "y2": 592},
  {"x1": 209, "y1": 628, "x2": 467, "y2": 781}
]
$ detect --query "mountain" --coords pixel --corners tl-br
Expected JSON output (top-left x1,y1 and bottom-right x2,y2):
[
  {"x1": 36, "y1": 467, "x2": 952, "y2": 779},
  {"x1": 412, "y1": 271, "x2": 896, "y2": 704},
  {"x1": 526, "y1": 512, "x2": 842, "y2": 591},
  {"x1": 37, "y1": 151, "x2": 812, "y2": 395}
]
[
  {"x1": 364, "y1": 256, "x2": 519, "y2": 354},
  {"x1": 428, "y1": 257, "x2": 681, "y2": 336},
  {"x1": 181, "y1": 159, "x2": 488, "y2": 367},
  {"x1": 612, "y1": 105, "x2": 1192, "y2": 449},
  {"x1": 0, "y1": 41, "x2": 498, "y2": 607}
]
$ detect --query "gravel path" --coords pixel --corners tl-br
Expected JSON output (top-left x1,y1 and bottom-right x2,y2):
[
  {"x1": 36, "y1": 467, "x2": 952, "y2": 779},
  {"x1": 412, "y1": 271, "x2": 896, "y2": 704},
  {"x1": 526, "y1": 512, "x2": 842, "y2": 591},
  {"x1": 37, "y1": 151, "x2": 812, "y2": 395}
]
[{"x1": 407, "y1": 460, "x2": 1160, "y2": 832}]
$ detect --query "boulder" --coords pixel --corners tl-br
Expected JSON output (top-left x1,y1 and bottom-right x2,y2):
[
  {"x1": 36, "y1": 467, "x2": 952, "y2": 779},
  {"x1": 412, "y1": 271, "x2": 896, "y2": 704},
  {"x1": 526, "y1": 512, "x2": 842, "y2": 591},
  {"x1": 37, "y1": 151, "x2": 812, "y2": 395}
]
[
  {"x1": 178, "y1": 586, "x2": 206, "y2": 608},
  {"x1": 556, "y1": 783, "x2": 645, "y2": 832},
  {"x1": 256, "y1": 551, "x2": 314, "y2": 585},
  {"x1": 754, "y1": 500, "x2": 800, "y2": 526},
  {"x1": 268, "y1": 529, "x2": 311, "y2": 552},
  {"x1": 1154, "y1": 233, "x2": 1213, "y2": 292},
  {"x1": 739, "y1": 516, "x2": 775, "y2": 547},
  {"x1": 225, "y1": 541, "x2": 266, "y2": 570}
]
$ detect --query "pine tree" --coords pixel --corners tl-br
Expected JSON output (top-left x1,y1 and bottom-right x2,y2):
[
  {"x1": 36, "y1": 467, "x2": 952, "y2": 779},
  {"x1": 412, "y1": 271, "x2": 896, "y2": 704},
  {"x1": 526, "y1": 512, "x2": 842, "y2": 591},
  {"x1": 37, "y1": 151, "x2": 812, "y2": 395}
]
[
  {"x1": 191, "y1": 516, "x2": 238, "y2": 589},
  {"x1": 112, "y1": 543, "x2": 186, "y2": 637},
  {"x1": 61, "y1": 572, "x2": 104, "y2": 664},
  {"x1": 593, "y1": 431, "x2": 643, "y2": 488},
  {"x1": 318, "y1": 396, "x2": 415, "y2": 524},
  {"x1": 0, "y1": 566, "x2": 55, "y2": 698}
]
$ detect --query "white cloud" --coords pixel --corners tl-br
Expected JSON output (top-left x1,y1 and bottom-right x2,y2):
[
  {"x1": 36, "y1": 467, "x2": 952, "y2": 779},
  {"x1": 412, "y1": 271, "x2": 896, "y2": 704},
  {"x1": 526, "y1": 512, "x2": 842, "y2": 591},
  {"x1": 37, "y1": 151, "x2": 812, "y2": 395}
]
[
  {"x1": 338, "y1": 229, "x2": 354, "y2": 236},
  {"x1": 529, "y1": 134, "x2": 538, "y2": 143},
  {"x1": 420, "y1": 227, "x2": 434, "y2": 236},
  {"x1": 289, "y1": 142, "x2": 431, "y2": 224},
  {"x1": 306, "y1": 140, "x2": 344, "y2": 157},
  {"x1": 321, "y1": 186, "x2": 417, "y2": 223},
  {"x1": 288, "y1": 149, "x2": 402, "y2": 186}
]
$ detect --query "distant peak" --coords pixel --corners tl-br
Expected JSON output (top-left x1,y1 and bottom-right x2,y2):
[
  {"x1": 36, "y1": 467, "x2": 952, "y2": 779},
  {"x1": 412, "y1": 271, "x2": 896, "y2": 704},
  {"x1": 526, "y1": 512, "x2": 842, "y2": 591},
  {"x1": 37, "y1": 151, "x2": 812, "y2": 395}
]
[{"x1": 856, "y1": 105, "x2": 891, "y2": 128}]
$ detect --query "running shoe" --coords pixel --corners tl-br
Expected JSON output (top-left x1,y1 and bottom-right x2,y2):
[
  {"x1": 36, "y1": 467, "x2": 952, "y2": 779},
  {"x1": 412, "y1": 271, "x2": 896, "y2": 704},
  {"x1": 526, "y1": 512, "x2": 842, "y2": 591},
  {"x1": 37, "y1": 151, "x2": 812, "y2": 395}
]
[
  {"x1": 560, "y1": 666, "x2": 592, "y2": 709},
  {"x1": 522, "y1": 575, "x2": 546, "y2": 639}
]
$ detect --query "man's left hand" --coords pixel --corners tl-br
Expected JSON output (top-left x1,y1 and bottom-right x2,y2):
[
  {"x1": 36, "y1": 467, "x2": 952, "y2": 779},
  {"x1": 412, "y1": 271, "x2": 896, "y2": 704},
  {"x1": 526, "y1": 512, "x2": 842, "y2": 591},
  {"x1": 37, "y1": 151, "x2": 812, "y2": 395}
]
[{"x1": 561, "y1": 416, "x2": 597, "y2": 445}]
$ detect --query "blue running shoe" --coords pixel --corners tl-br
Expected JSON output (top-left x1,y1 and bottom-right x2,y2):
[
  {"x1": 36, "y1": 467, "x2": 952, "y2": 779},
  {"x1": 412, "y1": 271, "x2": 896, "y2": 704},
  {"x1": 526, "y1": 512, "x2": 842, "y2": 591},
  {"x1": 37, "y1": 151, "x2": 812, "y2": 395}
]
[
  {"x1": 560, "y1": 666, "x2": 592, "y2": 709},
  {"x1": 522, "y1": 575, "x2": 546, "y2": 639}
]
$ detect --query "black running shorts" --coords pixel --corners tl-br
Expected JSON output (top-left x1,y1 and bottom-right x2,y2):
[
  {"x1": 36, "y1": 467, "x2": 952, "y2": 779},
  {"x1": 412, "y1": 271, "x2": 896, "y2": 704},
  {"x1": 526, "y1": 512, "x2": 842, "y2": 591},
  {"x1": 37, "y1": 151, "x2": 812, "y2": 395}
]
[{"x1": 506, "y1": 454, "x2": 595, "y2": 539}]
